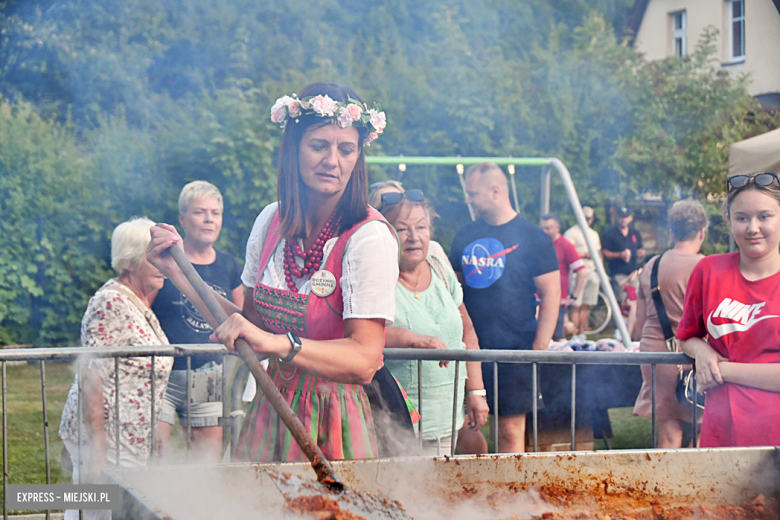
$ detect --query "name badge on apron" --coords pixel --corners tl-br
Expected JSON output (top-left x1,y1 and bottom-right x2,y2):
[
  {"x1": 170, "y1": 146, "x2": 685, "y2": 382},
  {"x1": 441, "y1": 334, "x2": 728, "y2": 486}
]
[{"x1": 310, "y1": 270, "x2": 337, "y2": 297}]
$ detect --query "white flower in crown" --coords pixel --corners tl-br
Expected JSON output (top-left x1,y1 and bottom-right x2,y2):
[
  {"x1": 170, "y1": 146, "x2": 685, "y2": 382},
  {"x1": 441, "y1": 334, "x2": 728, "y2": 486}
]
[
  {"x1": 368, "y1": 109, "x2": 387, "y2": 133},
  {"x1": 270, "y1": 92, "x2": 387, "y2": 144},
  {"x1": 270, "y1": 97, "x2": 289, "y2": 125},
  {"x1": 309, "y1": 95, "x2": 338, "y2": 117},
  {"x1": 336, "y1": 107, "x2": 354, "y2": 128}
]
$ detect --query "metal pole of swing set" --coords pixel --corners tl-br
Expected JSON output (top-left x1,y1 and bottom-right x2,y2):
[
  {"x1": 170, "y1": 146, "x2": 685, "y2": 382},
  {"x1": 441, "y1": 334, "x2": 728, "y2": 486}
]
[{"x1": 365, "y1": 155, "x2": 633, "y2": 347}]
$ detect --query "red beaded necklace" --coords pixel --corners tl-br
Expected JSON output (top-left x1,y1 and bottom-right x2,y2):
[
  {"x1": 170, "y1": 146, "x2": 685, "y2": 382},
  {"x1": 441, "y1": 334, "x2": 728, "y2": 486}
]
[{"x1": 283, "y1": 213, "x2": 341, "y2": 292}]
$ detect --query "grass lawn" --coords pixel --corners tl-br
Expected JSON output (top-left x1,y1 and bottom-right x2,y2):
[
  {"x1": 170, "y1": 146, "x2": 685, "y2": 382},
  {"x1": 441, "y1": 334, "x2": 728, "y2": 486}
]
[
  {"x1": 1, "y1": 360, "x2": 74, "y2": 514},
  {"x1": 594, "y1": 407, "x2": 653, "y2": 450}
]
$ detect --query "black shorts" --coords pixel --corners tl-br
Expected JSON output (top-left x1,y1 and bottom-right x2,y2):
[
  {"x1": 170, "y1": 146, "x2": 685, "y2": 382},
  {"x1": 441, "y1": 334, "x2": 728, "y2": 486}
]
[{"x1": 481, "y1": 333, "x2": 545, "y2": 416}]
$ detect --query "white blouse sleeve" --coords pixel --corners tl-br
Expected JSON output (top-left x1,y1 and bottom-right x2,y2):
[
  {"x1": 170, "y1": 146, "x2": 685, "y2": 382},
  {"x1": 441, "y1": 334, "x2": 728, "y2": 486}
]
[
  {"x1": 341, "y1": 220, "x2": 399, "y2": 325},
  {"x1": 242, "y1": 202, "x2": 279, "y2": 287}
]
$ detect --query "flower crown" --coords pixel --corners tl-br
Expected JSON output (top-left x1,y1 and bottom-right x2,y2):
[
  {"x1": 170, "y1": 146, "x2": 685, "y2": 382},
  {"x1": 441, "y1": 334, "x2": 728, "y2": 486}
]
[{"x1": 270, "y1": 93, "x2": 387, "y2": 145}]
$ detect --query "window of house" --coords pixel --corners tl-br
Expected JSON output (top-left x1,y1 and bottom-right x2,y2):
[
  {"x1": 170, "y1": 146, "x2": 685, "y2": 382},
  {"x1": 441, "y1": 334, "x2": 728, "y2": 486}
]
[
  {"x1": 730, "y1": 0, "x2": 745, "y2": 59},
  {"x1": 671, "y1": 11, "x2": 686, "y2": 56}
]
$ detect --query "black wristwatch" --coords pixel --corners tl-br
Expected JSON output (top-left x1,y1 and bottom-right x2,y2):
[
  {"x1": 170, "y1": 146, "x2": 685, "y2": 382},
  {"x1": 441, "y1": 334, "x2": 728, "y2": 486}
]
[{"x1": 282, "y1": 331, "x2": 303, "y2": 363}]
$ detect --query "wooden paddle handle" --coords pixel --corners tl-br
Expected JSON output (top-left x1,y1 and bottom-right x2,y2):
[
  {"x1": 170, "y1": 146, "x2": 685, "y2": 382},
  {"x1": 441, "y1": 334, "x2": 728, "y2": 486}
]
[{"x1": 166, "y1": 243, "x2": 342, "y2": 487}]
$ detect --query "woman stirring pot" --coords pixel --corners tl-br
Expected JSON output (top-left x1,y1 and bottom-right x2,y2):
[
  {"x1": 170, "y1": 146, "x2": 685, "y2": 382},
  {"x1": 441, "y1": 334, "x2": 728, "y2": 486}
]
[{"x1": 148, "y1": 83, "x2": 397, "y2": 461}]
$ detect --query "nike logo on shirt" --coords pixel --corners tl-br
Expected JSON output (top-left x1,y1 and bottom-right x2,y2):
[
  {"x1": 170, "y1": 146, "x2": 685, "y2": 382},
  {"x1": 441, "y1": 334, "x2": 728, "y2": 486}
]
[{"x1": 706, "y1": 298, "x2": 779, "y2": 339}]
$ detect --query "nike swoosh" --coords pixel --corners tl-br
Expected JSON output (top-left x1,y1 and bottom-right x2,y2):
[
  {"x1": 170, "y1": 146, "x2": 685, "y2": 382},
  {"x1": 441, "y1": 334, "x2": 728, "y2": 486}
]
[
  {"x1": 706, "y1": 311, "x2": 779, "y2": 339},
  {"x1": 464, "y1": 244, "x2": 519, "y2": 280}
]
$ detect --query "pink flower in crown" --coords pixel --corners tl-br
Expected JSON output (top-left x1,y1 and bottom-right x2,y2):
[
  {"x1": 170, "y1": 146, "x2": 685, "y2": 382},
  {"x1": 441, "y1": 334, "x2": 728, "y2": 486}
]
[
  {"x1": 309, "y1": 95, "x2": 337, "y2": 117},
  {"x1": 337, "y1": 107, "x2": 354, "y2": 128},
  {"x1": 368, "y1": 109, "x2": 387, "y2": 133},
  {"x1": 365, "y1": 132, "x2": 379, "y2": 145},
  {"x1": 346, "y1": 103, "x2": 363, "y2": 121},
  {"x1": 286, "y1": 98, "x2": 301, "y2": 118},
  {"x1": 270, "y1": 96, "x2": 289, "y2": 124}
]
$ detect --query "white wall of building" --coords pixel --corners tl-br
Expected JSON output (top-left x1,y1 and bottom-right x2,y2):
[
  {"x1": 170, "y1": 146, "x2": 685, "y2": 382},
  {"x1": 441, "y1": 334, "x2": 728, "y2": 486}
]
[{"x1": 634, "y1": 0, "x2": 780, "y2": 97}]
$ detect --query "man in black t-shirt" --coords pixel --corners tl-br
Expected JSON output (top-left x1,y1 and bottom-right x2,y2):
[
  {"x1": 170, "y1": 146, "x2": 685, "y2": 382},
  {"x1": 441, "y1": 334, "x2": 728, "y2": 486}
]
[
  {"x1": 152, "y1": 181, "x2": 244, "y2": 462},
  {"x1": 449, "y1": 162, "x2": 560, "y2": 453},
  {"x1": 600, "y1": 206, "x2": 645, "y2": 303}
]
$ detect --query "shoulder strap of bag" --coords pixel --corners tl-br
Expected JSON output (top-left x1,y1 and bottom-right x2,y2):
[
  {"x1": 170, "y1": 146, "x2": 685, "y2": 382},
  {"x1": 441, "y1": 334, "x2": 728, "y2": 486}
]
[
  {"x1": 650, "y1": 253, "x2": 674, "y2": 342},
  {"x1": 426, "y1": 254, "x2": 452, "y2": 293}
]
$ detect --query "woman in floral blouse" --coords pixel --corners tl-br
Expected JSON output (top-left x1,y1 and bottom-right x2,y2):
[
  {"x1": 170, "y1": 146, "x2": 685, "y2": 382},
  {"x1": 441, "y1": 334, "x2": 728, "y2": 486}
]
[{"x1": 59, "y1": 217, "x2": 172, "y2": 515}]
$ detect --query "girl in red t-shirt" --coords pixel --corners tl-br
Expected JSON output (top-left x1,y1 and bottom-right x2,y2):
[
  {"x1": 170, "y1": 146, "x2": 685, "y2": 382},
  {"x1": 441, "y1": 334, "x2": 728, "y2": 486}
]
[{"x1": 678, "y1": 172, "x2": 780, "y2": 447}]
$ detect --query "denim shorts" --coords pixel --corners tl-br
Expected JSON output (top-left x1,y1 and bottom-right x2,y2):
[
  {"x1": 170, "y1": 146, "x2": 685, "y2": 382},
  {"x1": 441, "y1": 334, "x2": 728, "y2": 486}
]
[{"x1": 161, "y1": 361, "x2": 223, "y2": 427}]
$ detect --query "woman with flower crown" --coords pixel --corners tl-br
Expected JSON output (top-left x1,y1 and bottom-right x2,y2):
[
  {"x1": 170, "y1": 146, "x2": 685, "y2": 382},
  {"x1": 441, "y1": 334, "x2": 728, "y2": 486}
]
[{"x1": 147, "y1": 83, "x2": 396, "y2": 461}]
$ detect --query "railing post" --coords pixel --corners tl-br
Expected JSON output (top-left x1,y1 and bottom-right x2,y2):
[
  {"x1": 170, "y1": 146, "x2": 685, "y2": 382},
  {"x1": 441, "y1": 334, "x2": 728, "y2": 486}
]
[
  {"x1": 222, "y1": 356, "x2": 228, "y2": 459},
  {"x1": 3, "y1": 361, "x2": 7, "y2": 520},
  {"x1": 651, "y1": 364, "x2": 657, "y2": 449},
  {"x1": 417, "y1": 360, "x2": 423, "y2": 450},
  {"x1": 230, "y1": 364, "x2": 250, "y2": 460},
  {"x1": 532, "y1": 362, "x2": 538, "y2": 453},
  {"x1": 76, "y1": 361, "x2": 82, "y2": 487},
  {"x1": 40, "y1": 361, "x2": 51, "y2": 520},
  {"x1": 114, "y1": 357, "x2": 120, "y2": 466},
  {"x1": 187, "y1": 356, "x2": 192, "y2": 458},
  {"x1": 150, "y1": 355, "x2": 155, "y2": 464},
  {"x1": 692, "y1": 376, "x2": 699, "y2": 447},
  {"x1": 570, "y1": 364, "x2": 576, "y2": 451},
  {"x1": 450, "y1": 361, "x2": 460, "y2": 457},
  {"x1": 492, "y1": 362, "x2": 498, "y2": 453}
]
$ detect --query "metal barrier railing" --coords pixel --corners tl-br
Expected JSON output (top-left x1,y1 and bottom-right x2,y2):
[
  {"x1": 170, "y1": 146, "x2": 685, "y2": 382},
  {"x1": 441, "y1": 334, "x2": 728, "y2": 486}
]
[{"x1": 0, "y1": 345, "x2": 698, "y2": 519}]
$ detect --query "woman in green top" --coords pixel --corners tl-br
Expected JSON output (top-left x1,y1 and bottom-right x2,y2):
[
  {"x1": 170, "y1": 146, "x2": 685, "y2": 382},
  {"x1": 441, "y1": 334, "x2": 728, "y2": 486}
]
[{"x1": 380, "y1": 192, "x2": 489, "y2": 456}]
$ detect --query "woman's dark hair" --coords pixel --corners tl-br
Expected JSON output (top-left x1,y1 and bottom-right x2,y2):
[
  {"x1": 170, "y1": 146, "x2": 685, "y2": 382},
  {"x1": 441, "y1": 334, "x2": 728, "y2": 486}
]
[{"x1": 276, "y1": 82, "x2": 369, "y2": 239}]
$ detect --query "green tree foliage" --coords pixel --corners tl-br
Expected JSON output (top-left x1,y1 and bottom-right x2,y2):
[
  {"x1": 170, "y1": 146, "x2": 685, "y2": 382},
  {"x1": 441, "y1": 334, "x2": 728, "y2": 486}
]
[
  {"x1": 0, "y1": 97, "x2": 112, "y2": 344},
  {"x1": 615, "y1": 28, "x2": 778, "y2": 199},
  {"x1": 0, "y1": 0, "x2": 777, "y2": 344}
]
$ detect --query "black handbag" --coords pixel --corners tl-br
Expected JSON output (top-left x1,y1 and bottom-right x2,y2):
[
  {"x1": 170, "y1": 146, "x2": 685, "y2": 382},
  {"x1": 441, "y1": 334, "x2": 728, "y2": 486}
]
[{"x1": 650, "y1": 253, "x2": 705, "y2": 409}]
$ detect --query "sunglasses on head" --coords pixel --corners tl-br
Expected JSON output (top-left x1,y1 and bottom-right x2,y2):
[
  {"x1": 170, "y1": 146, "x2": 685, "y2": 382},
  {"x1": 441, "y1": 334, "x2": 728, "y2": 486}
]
[
  {"x1": 728, "y1": 173, "x2": 780, "y2": 192},
  {"x1": 378, "y1": 189, "x2": 424, "y2": 211}
]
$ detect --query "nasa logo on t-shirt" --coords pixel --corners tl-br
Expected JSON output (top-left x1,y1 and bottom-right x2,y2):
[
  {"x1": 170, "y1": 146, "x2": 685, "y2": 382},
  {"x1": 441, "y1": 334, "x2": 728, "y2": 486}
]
[
  {"x1": 178, "y1": 281, "x2": 228, "y2": 333},
  {"x1": 460, "y1": 238, "x2": 518, "y2": 289}
]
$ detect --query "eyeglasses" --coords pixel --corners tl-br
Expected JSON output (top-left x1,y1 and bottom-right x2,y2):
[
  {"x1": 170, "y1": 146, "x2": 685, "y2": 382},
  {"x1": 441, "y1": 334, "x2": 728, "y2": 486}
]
[
  {"x1": 728, "y1": 173, "x2": 780, "y2": 192},
  {"x1": 378, "y1": 189, "x2": 424, "y2": 211}
]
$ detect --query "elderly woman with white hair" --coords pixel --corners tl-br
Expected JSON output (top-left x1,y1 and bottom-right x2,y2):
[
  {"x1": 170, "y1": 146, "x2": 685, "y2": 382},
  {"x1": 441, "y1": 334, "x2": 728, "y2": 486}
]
[{"x1": 59, "y1": 217, "x2": 172, "y2": 517}]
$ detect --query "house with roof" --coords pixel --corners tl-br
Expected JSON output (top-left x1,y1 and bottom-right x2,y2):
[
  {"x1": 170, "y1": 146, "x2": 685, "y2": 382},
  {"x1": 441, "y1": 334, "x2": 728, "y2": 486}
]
[{"x1": 627, "y1": 0, "x2": 780, "y2": 109}]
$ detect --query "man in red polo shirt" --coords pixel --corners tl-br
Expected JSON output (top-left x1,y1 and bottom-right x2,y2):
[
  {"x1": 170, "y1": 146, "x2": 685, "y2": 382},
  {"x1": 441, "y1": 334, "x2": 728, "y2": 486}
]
[{"x1": 541, "y1": 213, "x2": 586, "y2": 341}]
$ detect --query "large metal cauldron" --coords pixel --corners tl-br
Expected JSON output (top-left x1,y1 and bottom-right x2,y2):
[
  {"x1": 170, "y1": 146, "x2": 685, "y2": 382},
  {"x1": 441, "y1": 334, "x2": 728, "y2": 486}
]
[{"x1": 104, "y1": 447, "x2": 780, "y2": 520}]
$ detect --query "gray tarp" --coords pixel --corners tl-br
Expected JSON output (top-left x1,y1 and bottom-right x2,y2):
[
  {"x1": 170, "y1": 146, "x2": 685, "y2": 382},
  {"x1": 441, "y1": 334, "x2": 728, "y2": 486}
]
[{"x1": 728, "y1": 128, "x2": 780, "y2": 177}]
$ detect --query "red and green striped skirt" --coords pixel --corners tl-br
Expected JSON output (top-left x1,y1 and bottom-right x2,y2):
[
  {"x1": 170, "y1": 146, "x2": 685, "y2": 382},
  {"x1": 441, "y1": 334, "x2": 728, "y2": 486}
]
[{"x1": 235, "y1": 362, "x2": 378, "y2": 462}]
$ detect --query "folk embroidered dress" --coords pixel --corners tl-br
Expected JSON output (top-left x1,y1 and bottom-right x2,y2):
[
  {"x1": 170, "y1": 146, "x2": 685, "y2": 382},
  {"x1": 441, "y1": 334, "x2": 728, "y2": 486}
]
[{"x1": 236, "y1": 203, "x2": 399, "y2": 462}]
